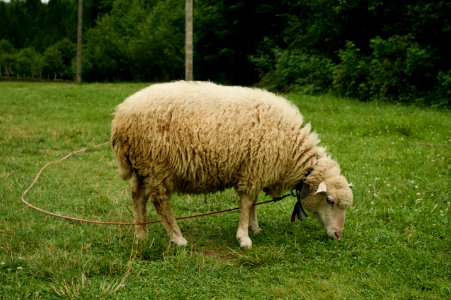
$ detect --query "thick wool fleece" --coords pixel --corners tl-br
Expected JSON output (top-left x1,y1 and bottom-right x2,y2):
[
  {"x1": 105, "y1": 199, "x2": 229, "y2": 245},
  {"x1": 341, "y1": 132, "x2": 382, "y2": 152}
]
[{"x1": 111, "y1": 81, "x2": 324, "y2": 197}]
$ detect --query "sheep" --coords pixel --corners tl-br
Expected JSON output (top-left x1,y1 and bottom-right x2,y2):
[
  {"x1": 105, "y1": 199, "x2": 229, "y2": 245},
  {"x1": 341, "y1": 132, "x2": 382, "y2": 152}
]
[{"x1": 111, "y1": 81, "x2": 353, "y2": 248}]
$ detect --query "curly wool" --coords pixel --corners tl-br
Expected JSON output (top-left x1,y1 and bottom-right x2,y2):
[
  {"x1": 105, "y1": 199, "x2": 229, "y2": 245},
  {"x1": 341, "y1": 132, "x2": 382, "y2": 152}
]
[{"x1": 111, "y1": 81, "x2": 325, "y2": 197}]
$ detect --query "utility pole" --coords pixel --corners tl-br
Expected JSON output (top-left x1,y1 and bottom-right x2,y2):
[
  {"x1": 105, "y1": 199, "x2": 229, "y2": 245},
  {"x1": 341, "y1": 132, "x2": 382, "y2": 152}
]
[
  {"x1": 76, "y1": 0, "x2": 83, "y2": 83},
  {"x1": 185, "y1": 0, "x2": 193, "y2": 81}
]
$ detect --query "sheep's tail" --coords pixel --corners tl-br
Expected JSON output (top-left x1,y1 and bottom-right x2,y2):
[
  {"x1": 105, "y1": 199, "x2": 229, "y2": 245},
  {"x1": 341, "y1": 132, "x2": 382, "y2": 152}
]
[{"x1": 111, "y1": 135, "x2": 133, "y2": 181}]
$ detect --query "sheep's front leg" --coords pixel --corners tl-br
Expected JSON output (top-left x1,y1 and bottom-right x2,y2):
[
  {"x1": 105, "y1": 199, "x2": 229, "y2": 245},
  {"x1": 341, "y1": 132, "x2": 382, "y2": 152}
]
[
  {"x1": 236, "y1": 192, "x2": 256, "y2": 248},
  {"x1": 151, "y1": 192, "x2": 188, "y2": 247},
  {"x1": 131, "y1": 175, "x2": 148, "y2": 240}
]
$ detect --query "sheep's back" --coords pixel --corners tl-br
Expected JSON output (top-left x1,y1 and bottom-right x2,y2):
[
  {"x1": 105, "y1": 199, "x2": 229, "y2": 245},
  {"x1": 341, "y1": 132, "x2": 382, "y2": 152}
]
[{"x1": 112, "y1": 81, "x2": 304, "y2": 193}]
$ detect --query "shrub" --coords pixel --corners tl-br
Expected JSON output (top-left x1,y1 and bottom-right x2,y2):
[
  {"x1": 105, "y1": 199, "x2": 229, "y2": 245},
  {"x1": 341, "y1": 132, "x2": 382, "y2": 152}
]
[
  {"x1": 14, "y1": 47, "x2": 43, "y2": 79},
  {"x1": 254, "y1": 49, "x2": 333, "y2": 93},
  {"x1": 42, "y1": 39, "x2": 75, "y2": 80},
  {"x1": 431, "y1": 70, "x2": 451, "y2": 107},
  {"x1": 0, "y1": 39, "x2": 17, "y2": 77},
  {"x1": 332, "y1": 41, "x2": 370, "y2": 100},
  {"x1": 368, "y1": 35, "x2": 425, "y2": 103},
  {"x1": 332, "y1": 36, "x2": 447, "y2": 107}
]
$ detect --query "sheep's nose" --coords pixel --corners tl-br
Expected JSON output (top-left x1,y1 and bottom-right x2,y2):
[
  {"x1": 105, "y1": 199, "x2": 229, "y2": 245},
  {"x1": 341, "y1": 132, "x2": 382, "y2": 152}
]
[{"x1": 334, "y1": 230, "x2": 343, "y2": 240}]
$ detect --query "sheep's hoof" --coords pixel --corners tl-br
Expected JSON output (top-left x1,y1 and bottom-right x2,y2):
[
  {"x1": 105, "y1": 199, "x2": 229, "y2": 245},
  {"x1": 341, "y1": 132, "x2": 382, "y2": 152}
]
[
  {"x1": 237, "y1": 236, "x2": 252, "y2": 249},
  {"x1": 135, "y1": 229, "x2": 148, "y2": 241},
  {"x1": 172, "y1": 236, "x2": 188, "y2": 247},
  {"x1": 251, "y1": 227, "x2": 262, "y2": 234}
]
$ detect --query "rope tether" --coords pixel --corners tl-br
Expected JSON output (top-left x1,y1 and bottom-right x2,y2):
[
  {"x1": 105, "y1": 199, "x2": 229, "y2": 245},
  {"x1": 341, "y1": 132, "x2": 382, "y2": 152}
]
[{"x1": 21, "y1": 143, "x2": 294, "y2": 226}]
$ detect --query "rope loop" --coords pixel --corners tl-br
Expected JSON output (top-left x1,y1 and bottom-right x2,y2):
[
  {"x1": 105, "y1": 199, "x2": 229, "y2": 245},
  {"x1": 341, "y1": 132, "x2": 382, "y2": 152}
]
[{"x1": 21, "y1": 143, "x2": 294, "y2": 226}]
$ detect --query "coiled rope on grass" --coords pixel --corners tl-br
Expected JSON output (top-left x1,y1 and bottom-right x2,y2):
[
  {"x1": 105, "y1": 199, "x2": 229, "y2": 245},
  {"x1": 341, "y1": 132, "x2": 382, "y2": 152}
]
[
  {"x1": 21, "y1": 143, "x2": 291, "y2": 226},
  {"x1": 19, "y1": 142, "x2": 144, "y2": 225}
]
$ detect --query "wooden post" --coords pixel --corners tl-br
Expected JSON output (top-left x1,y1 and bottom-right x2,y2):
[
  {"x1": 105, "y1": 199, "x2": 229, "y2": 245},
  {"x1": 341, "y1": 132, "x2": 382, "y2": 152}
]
[
  {"x1": 185, "y1": 0, "x2": 193, "y2": 81},
  {"x1": 76, "y1": 0, "x2": 83, "y2": 83}
]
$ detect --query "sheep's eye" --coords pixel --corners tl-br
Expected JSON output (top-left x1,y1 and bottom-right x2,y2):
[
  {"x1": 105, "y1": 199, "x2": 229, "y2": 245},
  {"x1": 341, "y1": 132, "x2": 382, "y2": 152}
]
[{"x1": 326, "y1": 197, "x2": 335, "y2": 206}]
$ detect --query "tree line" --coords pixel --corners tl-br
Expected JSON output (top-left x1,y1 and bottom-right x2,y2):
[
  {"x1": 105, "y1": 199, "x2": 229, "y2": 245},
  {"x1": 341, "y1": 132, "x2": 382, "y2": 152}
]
[{"x1": 0, "y1": 0, "x2": 449, "y2": 106}]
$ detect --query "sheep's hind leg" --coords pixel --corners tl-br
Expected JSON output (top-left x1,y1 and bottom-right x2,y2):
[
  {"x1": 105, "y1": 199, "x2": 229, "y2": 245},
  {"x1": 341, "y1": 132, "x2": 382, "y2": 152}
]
[
  {"x1": 131, "y1": 175, "x2": 149, "y2": 240},
  {"x1": 236, "y1": 192, "x2": 256, "y2": 248},
  {"x1": 151, "y1": 192, "x2": 188, "y2": 247},
  {"x1": 249, "y1": 204, "x2": 262, "y2": 234}
]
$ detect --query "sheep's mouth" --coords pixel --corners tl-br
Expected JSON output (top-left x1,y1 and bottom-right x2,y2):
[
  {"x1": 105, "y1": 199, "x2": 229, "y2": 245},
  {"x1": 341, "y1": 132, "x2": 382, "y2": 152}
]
[{"x1": 326, "y1": 230, "x2": 342, "y2": 241}]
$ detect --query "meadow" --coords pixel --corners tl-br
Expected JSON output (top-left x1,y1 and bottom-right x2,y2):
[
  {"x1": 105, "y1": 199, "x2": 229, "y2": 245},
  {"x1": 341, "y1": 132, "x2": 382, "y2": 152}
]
[{"x1": 0, "y1": 82, "x2": 449, "y2": 299}]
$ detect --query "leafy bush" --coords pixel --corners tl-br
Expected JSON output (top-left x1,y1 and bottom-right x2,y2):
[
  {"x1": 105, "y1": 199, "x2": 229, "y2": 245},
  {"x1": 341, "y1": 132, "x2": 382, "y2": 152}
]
[
  {"x1": 127, "y1": 0, "x2": 184, "y2": 82},
  {"x1": 332, "y1": 36, "x2": 448, "y2": 106},
  {"x1": 254, "y1": 49, "x2": 333, "y2": 93},
  {"x1": 432, "y1": 70, "x2": 451, "y2": 107},
  {"x1": 42, "y1": 39, "x2": 75, "y2": 80},
  {"x1": 0, "y1": 39, "x2": 17, "y2": 77},
  {"x1": 14, "y1": 47, "x2": 43, "y2": 79},
  {"x1": 368, "y1": 35, "x2": 425, "y2": 103},
  {"x1": 83, "y1": 0, "x2": 184, "y2": 82},
  {"x1": 332, "y1": 41, "x2": 370, "y2": 100}
]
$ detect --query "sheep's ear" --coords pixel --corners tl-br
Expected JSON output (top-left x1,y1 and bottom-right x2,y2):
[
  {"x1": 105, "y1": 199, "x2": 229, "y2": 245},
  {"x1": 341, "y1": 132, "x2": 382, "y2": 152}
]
[{"x1": 315, "y1": 181, "x2": 327, "y2": 194}]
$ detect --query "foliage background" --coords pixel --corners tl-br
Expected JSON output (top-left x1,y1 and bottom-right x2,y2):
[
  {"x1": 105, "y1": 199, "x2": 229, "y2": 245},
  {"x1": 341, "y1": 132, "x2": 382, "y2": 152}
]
[{"x1": 0, "y1": 0, "x2": 450, "y2": 106}]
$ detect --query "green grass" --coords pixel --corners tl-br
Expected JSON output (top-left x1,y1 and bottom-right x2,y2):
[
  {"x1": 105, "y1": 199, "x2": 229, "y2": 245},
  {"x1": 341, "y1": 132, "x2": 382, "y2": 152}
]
[{"x1": 1, "y1": 82, "x2": 449, "y2": 299}]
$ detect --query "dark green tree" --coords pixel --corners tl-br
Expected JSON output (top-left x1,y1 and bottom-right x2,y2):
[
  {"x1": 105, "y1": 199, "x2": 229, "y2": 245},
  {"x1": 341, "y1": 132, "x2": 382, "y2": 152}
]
[
  {"x1": 14, "y1": 47, "x2": 43, "y2": 78},
  {"x1": 0, "y1": 39, "x2": 17, "y2": 77},
  {"x1": 0, "y1": 0, "x2": 448, "y2": 105},
  {"x1": 83, "y1": 0, "x2": 184, "y2": 81},
  {"x1": 42, "y1": 39, "x2": 75, "y2": 79}
]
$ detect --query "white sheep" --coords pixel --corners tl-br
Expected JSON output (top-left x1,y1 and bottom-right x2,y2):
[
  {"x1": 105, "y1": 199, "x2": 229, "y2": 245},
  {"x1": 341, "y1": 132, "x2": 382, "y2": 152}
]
[{"x1": 111, "y1": 81, "x2": 353, "y2": 248}]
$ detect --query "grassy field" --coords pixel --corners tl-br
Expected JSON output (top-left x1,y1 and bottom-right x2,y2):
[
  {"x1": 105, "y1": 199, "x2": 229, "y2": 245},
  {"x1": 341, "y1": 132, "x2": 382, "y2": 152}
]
[{"x1": 0, "y1": 82, "x2": 449, "y2": 299}]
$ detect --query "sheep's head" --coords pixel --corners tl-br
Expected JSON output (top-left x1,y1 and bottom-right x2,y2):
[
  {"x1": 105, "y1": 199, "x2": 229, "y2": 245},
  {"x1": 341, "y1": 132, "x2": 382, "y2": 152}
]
[{"x1": 300, "y1": 159, "x2": 353, "y2": 240}]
